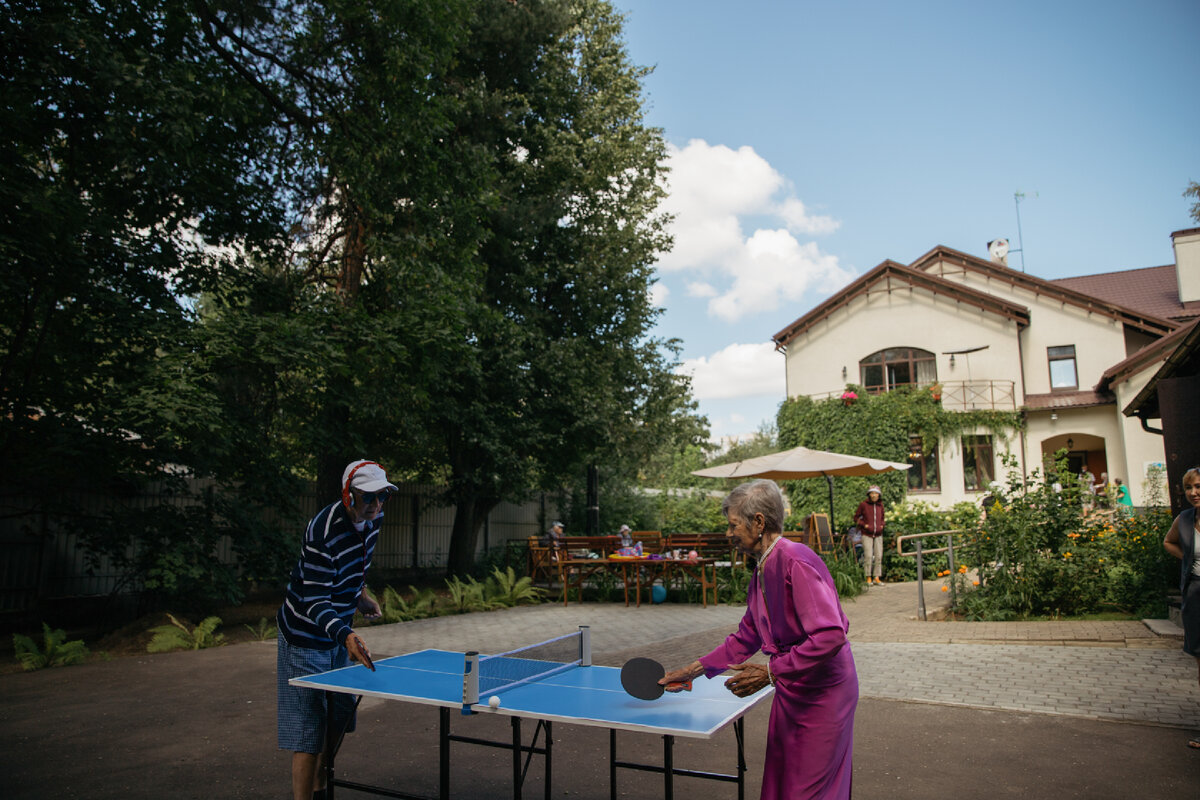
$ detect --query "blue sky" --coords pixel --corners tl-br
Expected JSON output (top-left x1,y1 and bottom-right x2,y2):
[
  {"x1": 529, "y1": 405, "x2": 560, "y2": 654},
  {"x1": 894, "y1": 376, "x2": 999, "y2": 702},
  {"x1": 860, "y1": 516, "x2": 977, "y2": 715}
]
[{"x1": 612, "y1": 0, "x2": 1200, "y2": 442}]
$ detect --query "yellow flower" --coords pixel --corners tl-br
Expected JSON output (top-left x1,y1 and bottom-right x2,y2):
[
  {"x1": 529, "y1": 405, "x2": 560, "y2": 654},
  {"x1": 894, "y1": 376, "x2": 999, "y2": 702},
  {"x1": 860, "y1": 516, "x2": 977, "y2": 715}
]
[
  {"x1": 958, "y1": 565, "x2": 967, "y2": 573},
  {"x1": 940, "y1": 586, "x2": 949, "y2": 592},
  {"x1": 1063, "y1": 552, "x2": 1072, "y2": 558},
  {"x1": 972, "y1": 580, "x2": 980, "y2": 586}
]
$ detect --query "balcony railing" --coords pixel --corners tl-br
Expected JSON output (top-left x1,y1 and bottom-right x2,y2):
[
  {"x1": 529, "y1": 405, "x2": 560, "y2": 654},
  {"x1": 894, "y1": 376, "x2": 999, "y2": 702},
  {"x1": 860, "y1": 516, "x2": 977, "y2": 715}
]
[{"x1": 805, "y1": 380, "x2": 1016, "y2": 411}]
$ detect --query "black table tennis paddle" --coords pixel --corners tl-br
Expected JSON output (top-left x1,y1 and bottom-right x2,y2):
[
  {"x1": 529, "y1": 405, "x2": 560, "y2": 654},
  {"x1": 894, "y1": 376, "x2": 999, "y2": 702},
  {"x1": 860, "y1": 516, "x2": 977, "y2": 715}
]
[{"x1": 620, "y1": 657, "x2": 691, "y2": 700}]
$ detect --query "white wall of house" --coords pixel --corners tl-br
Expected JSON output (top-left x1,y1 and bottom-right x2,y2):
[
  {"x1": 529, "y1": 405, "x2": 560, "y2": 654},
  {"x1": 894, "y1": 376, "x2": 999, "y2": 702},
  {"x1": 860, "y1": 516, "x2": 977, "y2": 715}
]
[
  {"x1": 782, "y1": 278, "x2": 1022, "y2": 399},
  {"x1": 1110, "y1": 366, "x2": 1170, "y2": 505},
  {"x1": 920, "y1": 255, "x2": 1128, "y2": 395}
]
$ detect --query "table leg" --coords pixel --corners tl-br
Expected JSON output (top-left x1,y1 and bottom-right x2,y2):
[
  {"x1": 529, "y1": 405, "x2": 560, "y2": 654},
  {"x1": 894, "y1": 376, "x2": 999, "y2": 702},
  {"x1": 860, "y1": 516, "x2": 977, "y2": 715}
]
[
  {"x1": 511, "y1": 716, "x2": 522, "y2": 800},
  {"x1": 325, "y1": 691, "x2": 336, "y2": 800},
  {"x1": 609, "y1": 729, "x2": 617, "y2": 800},
  {"x1": 440, "y1": 707, "x2": 450, "y2": 800},
  {"x1": 544, "y1": 721, "x2": 553, "y2": 800},
  {"x1": 663, "y1": 734, "x2": 674, "y2": 799},
  {"x1": 735, "y1": 718, "x2": 746, "y2": 800}
]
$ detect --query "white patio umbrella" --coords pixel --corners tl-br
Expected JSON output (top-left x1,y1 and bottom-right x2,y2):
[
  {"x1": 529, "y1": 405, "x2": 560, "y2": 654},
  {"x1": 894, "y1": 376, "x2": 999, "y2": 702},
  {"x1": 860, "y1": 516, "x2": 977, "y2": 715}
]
[{"x1": 691, "y1": 446, "x2": 911, "y2": 531}]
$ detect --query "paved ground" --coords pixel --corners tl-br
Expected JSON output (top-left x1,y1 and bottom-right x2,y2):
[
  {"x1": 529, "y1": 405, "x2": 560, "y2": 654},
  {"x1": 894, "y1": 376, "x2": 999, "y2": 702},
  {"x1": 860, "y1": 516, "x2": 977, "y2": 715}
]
[{"x1": 2, "y1": 579, "x2": 1198, "y2": 799}]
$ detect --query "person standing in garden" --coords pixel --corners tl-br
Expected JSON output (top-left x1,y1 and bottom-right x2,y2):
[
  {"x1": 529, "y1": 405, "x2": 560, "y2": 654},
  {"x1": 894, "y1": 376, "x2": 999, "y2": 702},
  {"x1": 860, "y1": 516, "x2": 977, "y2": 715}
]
[
  {"x1": 1114, "y1": 477, "x2": 1133, "y2": 516},
  {"x1": 854, "y1": 486, "x2": 886, "y2": 586},
  {"x1": 1162, "y1": 466, "x2": 1200, "y2": 749}
]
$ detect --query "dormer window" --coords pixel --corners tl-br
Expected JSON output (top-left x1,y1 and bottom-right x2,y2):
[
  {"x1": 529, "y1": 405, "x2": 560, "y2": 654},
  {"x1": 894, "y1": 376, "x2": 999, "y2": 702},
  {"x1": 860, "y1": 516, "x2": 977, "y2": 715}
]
[
  {"x1": 859, "y1": 348, "x2": 937, "y2": 394},
  {"x1": 1048, "y1": 345, "x2": 1078, "y2": 390}
]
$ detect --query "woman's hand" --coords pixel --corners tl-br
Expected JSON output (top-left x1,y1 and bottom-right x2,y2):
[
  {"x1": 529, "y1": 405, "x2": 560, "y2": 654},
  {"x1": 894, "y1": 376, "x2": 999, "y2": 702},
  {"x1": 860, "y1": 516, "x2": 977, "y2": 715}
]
[
  {"x1": 723, "y1": 661, "x2": 770, "y2": 697},
  {"x1": 660, "y1": 660, "x2": 703, "y2": 691}
]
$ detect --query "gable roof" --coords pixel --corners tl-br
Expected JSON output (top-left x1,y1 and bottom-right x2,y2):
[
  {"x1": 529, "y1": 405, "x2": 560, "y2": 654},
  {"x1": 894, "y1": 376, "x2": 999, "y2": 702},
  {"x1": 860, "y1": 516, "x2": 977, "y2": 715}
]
[
  {"x1": 772, "y1": 260, "x2": 1031, "y2": 349},
  {"x1": 909, "y1": 245, "x2": 1180, "y2": 337},
  {"x1": 1123, "y1": 316, "x2": 1200, "y2": 420},
  {"x1": 1052, "y1": 264, "x2": 1200, "y2": 323},
  {"x1": 1099, "y1": 316, "x2": 1197, "y2": 390}
]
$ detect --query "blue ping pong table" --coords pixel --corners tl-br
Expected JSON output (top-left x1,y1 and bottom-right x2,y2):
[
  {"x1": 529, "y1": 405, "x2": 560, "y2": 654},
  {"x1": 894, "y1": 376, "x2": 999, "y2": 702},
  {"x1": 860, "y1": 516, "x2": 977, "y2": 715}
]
[{"x1": 290, "y1": 647, "x2": 773, "y2": 800}]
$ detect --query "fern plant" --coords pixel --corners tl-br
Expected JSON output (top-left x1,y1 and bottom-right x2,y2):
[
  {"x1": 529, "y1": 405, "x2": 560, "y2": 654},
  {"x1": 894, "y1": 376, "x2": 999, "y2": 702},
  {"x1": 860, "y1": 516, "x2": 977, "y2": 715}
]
[
  {"x1": 379, "y1": 585, "x2": 438, "y2": 623},
  {"x1": 445, "y1": 575, "x2": 495, "y2": 613},
  {"x1": 243, "y1": 617, "x2": 277, "y2": 641},
  {"x1": 147, "y1": 614, "x2": 227, "y2": 653},
  {"x1": 484, "y1": 566, "x2": 545, "y2": 607},
  {"x1": 13, "y1": 623, "x2": 90, "y2": 671}
]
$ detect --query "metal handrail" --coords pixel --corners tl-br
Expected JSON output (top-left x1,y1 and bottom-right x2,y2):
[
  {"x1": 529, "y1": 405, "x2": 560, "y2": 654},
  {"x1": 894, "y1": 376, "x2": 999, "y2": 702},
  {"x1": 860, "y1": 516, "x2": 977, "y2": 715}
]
[{"x1": 894, "y1": 529, "x2": 965, "y2": 620}]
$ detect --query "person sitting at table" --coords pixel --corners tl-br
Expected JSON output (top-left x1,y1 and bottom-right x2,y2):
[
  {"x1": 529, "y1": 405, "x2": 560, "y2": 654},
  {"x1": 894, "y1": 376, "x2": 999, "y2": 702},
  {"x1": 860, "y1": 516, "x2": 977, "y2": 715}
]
[
  {"x1": 660, "y1": 479, "x2": 857, "y2": 799},
  {"x1": 542, "y1": 520, "x2": 566, "y2": 551},
  {"x1": 617, "y1": 524, "x2": 634, "y2": 547}
]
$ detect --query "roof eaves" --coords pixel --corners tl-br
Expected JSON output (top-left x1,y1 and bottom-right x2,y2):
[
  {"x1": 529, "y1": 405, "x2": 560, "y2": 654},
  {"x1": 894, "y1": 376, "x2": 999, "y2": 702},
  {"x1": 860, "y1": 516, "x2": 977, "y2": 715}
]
[
  {"x1": 772, "y1": 261, "x2": 1029, "y2": 349},
  {"x1": 911, "y1": 246, "x2": 1179, "y2": 336}
]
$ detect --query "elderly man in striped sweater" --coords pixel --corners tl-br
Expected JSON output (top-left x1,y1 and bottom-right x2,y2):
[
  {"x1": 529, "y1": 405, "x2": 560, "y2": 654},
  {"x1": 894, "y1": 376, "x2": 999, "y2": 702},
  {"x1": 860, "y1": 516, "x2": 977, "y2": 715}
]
[{"x1": 276, "y1": 460, "x2": 395, "y2": 800}]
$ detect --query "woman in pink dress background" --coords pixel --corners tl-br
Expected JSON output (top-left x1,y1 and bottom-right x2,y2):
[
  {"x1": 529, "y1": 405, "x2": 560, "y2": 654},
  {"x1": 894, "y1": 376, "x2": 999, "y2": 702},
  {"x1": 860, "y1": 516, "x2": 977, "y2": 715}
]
[{"x1": 661, "y1": 479, "x2": 858, "y2": 799}]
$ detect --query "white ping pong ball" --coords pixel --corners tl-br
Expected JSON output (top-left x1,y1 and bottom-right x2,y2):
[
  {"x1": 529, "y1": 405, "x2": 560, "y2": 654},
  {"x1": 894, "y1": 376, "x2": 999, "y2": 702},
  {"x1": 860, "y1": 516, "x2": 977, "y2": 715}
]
[{"x1": 488, "y1": 695, "x2": 501, "y2": 708}]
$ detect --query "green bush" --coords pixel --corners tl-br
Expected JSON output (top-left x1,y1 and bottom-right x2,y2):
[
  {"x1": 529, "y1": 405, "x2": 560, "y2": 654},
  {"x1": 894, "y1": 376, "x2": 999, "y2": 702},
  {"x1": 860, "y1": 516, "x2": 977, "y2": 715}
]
[
  {"x1": 953, "y1": 454, "x2": 1174, "y2": 620},
  {"x1": 13, "y1": 623, "x2": 90, "y2": 670},
  {"x1": 147, "y1": 614, "x2": 227, "y2": 652},
  {"x1": 483, "y1": 566, "x2": 545, "y2": 607},
  {"x1": 243, "y1": 617, "x2": 277, "y2": 641}
]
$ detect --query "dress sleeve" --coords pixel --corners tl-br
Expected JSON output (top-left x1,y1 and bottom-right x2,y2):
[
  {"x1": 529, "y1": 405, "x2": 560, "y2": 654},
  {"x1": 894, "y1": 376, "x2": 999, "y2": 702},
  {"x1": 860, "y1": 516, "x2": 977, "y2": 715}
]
[
  {"x1": 768, "y1": 558, "x2": 849, "y2": 680},
  {"x1": 697, "y1": 575, "x2": 764, "y2": 678}
]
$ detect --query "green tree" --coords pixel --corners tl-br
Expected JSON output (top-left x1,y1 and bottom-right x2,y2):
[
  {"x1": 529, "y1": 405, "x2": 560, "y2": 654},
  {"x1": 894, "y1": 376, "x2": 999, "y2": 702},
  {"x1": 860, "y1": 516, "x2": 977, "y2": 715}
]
[{"x1": 1185, "y1": 180, "x2": 1200, "y2": 223}]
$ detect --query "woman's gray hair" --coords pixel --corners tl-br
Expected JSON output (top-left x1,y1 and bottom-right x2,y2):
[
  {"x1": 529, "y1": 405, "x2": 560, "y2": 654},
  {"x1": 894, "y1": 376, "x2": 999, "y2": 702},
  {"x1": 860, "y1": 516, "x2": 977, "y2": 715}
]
[{"x1": 722, "y1": 480, "x2": 785, "y2": 533}]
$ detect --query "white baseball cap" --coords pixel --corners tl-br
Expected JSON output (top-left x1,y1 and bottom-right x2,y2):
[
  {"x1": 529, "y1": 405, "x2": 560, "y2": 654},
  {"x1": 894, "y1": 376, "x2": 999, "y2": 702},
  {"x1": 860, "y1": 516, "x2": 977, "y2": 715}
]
[{"x1": 343, "y1": 460, "x2": 399, "y2": 495}]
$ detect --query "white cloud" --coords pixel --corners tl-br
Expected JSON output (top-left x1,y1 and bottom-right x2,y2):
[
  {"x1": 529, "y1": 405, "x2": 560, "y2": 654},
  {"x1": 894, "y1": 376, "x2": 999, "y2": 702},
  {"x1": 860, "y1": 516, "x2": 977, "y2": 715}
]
[
  {"x1": 679, "y1": 342, "x2": 786, "y2": 400},
  {"x1": 648, "y1": 282, "x2": 669, "y2": 308},
  {"x1": 657, "y1": 139, "x2": 851, "y2": 322}
]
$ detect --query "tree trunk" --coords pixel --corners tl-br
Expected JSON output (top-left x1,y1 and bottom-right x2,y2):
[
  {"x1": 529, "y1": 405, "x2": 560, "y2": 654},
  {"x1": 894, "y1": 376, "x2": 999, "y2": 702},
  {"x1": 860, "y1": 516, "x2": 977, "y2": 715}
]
[{"x1": 446, "y1": 489, "x2": 498, "y2": 578}]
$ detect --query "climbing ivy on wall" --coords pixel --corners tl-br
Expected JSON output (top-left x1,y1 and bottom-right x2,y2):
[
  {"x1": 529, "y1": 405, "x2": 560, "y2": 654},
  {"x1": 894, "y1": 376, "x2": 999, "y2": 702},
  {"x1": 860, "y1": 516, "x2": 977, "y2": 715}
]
[{"x1": 776, "y1": 385, "x2": 1024, "y2": 530}]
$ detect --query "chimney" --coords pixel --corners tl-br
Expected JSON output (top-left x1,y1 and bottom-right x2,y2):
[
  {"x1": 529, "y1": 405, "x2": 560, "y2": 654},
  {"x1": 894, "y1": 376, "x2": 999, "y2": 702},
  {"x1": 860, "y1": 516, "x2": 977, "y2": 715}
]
[{"x1": 1172, "y1": 228, "x2": 1200, "y2": 303}]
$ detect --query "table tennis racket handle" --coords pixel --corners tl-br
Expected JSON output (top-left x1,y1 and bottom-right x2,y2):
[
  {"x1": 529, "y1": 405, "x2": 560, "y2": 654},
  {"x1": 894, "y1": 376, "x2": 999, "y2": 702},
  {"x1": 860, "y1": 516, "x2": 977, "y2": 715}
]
[{"x1": 664, "y1": 680, "x2": 692, "y2": 692}]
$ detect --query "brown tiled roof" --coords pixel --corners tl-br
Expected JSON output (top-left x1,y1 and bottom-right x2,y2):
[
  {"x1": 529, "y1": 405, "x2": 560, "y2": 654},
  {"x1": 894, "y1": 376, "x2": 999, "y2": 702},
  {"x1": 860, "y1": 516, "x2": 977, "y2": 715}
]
[
  {"x1": 772, "y1": 260, "x2": 1030, "y2": 348},
  {"x1": 1023, "y1": 390, "x2": 1115, "y2": 410},
  {"x1": 1052, "y1": 265, "x2": 1200, "y2": 323}
]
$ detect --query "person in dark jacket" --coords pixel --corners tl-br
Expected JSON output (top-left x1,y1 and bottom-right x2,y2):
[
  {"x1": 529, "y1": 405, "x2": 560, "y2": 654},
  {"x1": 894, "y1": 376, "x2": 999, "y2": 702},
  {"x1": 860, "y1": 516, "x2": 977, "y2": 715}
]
[
  {"x1": 854, "y1": 486, "x2": 886, "y2": 586},
  {"x1": 1162, "y1": 466, "x2": 1200, "y2": 748}
]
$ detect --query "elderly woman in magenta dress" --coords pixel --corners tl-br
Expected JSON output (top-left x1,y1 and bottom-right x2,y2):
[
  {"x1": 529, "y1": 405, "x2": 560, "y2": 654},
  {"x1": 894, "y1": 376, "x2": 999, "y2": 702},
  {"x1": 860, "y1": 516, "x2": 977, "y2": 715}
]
[{"x1": 661, "y1": 479, "x2": 857, "y2": 799}]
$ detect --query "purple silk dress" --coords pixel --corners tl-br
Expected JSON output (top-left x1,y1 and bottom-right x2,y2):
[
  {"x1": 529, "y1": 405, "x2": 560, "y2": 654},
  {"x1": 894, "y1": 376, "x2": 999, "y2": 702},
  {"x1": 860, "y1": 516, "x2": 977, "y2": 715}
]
[{"x1": 699, "y1": 537, "x2": 857, "y2": 799}]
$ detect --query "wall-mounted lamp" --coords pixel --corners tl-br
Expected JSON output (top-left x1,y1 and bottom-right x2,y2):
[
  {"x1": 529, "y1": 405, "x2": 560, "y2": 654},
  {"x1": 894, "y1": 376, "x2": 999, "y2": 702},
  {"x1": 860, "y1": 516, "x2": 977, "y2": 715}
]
[
  {"x1": 1066, "y1": 438, "x2": 1074, "y2": 450},
  {"x1": 949, "y1": 354, "x2": 956, "y2": 367},
  {"x1": 1050, "y1": 412, "x2": 1058, "y2": 421},
  {"x1": 842, "y1": 365, "x2": 847, "y2": 379}
]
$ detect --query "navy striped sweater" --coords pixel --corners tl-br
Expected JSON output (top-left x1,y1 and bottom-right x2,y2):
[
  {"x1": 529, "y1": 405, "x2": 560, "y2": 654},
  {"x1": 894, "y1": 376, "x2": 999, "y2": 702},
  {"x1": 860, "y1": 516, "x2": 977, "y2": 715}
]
[{"x1": 277, "y1": 501, "x2": 379, "y2": 650}]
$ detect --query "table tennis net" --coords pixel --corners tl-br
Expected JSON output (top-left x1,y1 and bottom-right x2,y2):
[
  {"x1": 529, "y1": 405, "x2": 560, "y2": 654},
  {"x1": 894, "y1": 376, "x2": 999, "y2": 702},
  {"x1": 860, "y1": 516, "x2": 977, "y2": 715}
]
[{"x1": 462, "y1": 627, "x2": 590, "y2": 707}]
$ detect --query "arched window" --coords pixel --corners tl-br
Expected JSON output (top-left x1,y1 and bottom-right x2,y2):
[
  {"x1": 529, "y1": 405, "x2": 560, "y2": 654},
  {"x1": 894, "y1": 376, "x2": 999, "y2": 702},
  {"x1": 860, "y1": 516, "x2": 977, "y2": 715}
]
[{"x1": 859, "y1": 347, "x2": 937, "y2": 394}]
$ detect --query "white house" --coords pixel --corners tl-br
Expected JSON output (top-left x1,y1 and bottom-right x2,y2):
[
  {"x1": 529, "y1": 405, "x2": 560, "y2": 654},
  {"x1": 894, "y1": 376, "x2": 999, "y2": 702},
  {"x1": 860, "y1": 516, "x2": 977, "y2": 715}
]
[{"x1": 771, "y1": 228, "x2": 1200, "y2": 507}]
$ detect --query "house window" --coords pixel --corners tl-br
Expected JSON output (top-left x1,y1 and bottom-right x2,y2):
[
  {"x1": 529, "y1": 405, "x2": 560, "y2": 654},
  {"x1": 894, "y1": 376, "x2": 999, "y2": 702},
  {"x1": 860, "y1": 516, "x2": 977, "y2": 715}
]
[
  {"x1": 1048, "y1": 345, "x2": 1077, "y2": 390},
  {"x1": 859, "y1": 348, "x2": 937, "y2": 393},
  {"x1": 962, "y1": 435, "x2": 994, "y2": 491},
  {"x1": 907, "y1": 435, "x2": 940, "y2": 492}
]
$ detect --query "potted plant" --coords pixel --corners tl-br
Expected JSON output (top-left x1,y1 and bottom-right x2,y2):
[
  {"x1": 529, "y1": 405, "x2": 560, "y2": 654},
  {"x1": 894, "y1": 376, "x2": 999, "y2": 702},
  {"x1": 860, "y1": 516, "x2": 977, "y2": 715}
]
[
  {"x1": 929, "y1": 382, "x2": 943, "y2": 401},
  {"x1": 840, "y1": 390, "x2": 858, "y2": 407}
]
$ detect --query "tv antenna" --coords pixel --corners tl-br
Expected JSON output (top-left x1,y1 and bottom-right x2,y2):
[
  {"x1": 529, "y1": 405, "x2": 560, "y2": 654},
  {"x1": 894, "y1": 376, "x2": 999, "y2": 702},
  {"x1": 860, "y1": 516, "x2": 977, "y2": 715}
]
[{"x1": 1012, "y1": 191, "x2": 1037, "y2": 272}]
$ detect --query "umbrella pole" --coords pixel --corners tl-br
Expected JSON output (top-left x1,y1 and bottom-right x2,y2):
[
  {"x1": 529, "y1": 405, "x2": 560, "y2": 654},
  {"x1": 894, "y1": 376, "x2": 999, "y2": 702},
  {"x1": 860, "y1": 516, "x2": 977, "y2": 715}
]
[{"x1": 824, "y1": 473, "x2": 835, "y2": 533}]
